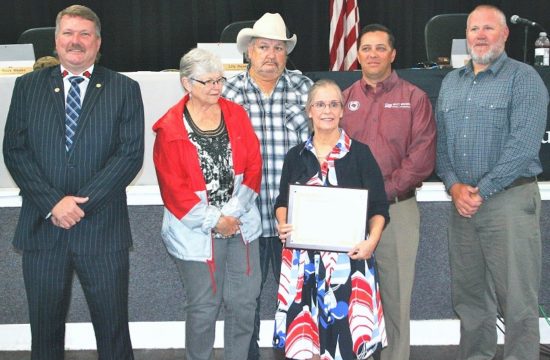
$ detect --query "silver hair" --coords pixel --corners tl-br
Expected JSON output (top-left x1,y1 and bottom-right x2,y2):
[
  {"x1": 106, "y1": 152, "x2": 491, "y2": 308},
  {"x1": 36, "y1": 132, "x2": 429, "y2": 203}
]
[
  {"x1": 55, "y1": 5, "x2": 101, "y2": 38},
  {"x1": 179, "y1": 48, "x2": 224, "y2": 80},
  {"x1": 467, "y1": 5, "x2": 507, "y2": 28}
]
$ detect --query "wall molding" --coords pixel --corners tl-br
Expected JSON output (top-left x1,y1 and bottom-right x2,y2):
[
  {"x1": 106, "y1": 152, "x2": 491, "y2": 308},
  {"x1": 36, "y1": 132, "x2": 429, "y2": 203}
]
[
  {"x1": 0, "y1": 319, "x2": 548, "y2": 351},
  {"x1": 2, "y1": 182, "x2": 550, "y2": 207}
]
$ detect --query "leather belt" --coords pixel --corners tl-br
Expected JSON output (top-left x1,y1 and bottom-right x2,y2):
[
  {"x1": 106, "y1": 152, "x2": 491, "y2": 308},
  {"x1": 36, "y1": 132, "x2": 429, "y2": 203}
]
[
  {"x1": 504, "y1": 176, "x2": 536, "y2": 190},
  {"x1": 388, "y1": 189, "x2": 416, "y2": 205}
]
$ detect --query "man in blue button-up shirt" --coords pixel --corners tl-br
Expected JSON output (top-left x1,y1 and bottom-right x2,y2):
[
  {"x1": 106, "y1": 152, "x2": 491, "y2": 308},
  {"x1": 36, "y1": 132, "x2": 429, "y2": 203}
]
[{"x1": 436, "y1": 5, "x2": 547, "y2": 360}]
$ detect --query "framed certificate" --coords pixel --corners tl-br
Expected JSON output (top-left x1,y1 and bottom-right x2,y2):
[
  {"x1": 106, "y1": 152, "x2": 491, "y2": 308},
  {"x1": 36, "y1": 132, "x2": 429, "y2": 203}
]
[{"x1": 286, "y1": 184, "x2": 369, "y2": 252}]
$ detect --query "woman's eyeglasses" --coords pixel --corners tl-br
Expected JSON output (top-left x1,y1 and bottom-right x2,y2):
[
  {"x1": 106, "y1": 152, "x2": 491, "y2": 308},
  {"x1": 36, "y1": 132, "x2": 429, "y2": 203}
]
[
  {"x1": 311, "y1": 101, "x2": 343, "y2": 110},
  {"x1": 192, "y1": 77, "x2": 227, "y2": 87}
]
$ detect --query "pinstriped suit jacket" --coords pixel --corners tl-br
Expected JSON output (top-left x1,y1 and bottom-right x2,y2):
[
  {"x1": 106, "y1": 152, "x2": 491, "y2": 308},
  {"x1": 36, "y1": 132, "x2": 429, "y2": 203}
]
[{"x1": 3, "y1": 65, "x2": 144, "y2": 254}]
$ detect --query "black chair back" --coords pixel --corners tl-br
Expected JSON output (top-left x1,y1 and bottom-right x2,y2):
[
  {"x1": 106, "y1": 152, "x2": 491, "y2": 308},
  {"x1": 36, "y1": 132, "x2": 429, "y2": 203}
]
[
  {"x1": 17, "y1": 27, "x2": 56, "y2": 59},
  {"x1": 424, "y1": 14, "x2": 468, "y2": 63},
  {"x1": 220, "y1": 20, "x2": 256, "y2": 43}
]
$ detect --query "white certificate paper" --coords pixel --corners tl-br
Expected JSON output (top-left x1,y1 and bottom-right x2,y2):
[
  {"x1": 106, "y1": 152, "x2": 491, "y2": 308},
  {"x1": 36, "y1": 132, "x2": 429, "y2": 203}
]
[{"x1": 286, "y1": 184, "x2": 369, "y2": 252}]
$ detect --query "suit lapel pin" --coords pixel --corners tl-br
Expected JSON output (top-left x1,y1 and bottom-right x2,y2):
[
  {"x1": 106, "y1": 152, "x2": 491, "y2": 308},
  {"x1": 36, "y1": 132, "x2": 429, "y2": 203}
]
[
  {"x1": 96, "y1": 83, "x2": 102, "y2": 88},
  {"x1": 54, "y1": 87, "x2": 60, "y2": 93}
]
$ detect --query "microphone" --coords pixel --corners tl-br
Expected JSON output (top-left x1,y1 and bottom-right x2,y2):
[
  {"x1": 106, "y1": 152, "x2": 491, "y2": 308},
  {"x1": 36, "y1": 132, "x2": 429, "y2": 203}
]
[{"x1": 510, "y1": 15, "x2": 542, "y2": 28}]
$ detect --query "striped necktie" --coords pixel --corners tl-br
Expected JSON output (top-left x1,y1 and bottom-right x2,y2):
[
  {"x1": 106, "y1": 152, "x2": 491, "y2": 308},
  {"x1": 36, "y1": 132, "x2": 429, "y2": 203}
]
[{"x1": 65, "y1": 76, "x2": 85, "y2": 151}]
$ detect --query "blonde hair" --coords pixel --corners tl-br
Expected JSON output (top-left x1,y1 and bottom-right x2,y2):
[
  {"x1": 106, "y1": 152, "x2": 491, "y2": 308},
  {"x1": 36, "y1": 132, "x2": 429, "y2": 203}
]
[
  {"x1": 33, "y1": 56, "x2": 60, "y2": 71},
  {"x1": 55, "y1": 5, "x2": 101, "y2": 37}
]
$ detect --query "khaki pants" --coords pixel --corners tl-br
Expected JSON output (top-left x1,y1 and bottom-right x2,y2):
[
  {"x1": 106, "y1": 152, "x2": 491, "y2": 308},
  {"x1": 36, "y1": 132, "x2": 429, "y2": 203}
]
[
  {"x1": 449, "y1": 182, "x2": 541, "y2": 360},
  {"x1": 375, "y1": 197, "x2": 420, "y2": 360}
]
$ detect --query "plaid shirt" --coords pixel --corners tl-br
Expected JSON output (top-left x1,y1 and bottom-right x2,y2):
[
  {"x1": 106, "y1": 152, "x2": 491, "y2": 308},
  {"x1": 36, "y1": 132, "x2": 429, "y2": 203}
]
[
  {"x1": 222, "y1": 69, "x2": 313, "y2": 236},
  {"x1": 436, "y1": 52, "x2": 548, "y2": 199}
]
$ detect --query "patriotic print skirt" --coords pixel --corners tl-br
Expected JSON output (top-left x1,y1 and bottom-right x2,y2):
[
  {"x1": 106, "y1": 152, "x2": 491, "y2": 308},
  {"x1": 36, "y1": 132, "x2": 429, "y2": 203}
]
[{"x1": 273, "y1": 248, "x2": 387, "y2": 360}]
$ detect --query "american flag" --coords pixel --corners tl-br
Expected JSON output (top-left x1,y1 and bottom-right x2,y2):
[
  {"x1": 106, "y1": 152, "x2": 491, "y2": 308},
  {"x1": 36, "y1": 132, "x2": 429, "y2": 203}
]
[{"x1": 329, "y1": 0, "x2": 360, "y2": 71}]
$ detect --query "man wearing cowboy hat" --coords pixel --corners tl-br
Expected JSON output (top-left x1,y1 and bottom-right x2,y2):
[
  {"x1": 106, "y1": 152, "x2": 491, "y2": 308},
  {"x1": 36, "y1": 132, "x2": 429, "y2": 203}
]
[{"x1": 222, "y1": 12, "x2": 313, "y2": 359}]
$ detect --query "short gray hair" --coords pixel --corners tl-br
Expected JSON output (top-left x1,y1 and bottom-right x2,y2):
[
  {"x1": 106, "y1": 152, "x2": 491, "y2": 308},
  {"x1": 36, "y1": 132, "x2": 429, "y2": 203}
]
[
  {"x1": 468, "y1": 5, "x2": 507, "y2": 28},
  {"x1": 179, "y1": 48, "x2": 224, "y2": 80},
  {"x1": 55, "y1": 5, "x2": 101, "y2": 38}
]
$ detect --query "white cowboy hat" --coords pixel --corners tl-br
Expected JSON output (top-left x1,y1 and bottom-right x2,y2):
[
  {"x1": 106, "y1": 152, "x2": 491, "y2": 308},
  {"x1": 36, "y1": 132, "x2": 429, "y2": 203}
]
[{"x1": 236, "y1": 13, "x2": 297, "y2": 54}]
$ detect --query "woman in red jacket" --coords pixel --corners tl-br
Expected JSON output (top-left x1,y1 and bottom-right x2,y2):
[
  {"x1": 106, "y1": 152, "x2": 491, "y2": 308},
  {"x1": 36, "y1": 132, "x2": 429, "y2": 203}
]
[{"x1": 152, "y1": 48, "x2": 262, "y2": 360}]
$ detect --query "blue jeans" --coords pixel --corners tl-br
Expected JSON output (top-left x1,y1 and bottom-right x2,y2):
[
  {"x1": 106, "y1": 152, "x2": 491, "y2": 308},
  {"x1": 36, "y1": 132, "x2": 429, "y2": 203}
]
[{"x1": 247, "y1": 236, "x2": 283, "y2": 360}]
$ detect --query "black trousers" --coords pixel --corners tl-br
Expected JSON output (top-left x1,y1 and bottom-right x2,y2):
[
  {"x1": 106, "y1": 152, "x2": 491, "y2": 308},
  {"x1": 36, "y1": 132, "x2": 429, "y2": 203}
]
[
  {"x1": 22, "y1": 242, "x2": 133, "y2": 360},
  {"x1": 248, "y1": 236, "x2": 283, "y2": 360}
]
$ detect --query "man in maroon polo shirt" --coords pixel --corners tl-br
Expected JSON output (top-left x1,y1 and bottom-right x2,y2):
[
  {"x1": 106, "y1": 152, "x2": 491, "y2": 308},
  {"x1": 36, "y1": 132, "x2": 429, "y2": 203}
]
[{"x1": 341, "y1": 23, "x2": 436, "y2": 360}]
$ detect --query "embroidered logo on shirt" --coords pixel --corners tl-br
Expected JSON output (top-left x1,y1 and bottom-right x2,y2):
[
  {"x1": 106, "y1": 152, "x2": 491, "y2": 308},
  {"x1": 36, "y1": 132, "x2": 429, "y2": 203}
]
[
  {"x1": 347, "y1": 101, "x2": 360, "y2": 111},
  {"x1": 384, "y1": 102, "x2": 411, "y2": 109}
]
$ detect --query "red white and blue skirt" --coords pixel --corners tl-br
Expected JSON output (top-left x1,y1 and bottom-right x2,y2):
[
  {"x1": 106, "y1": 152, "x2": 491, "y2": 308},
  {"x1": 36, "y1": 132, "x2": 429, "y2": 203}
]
[{"x1": 273, "y1": 249, "x2": 386, "y2": 360}]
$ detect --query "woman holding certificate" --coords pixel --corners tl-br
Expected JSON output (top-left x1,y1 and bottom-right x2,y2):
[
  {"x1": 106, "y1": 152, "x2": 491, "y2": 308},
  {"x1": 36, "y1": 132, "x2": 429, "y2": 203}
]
[{"x1": 272, "y1": 79, "x2": 389, "y2": 360}]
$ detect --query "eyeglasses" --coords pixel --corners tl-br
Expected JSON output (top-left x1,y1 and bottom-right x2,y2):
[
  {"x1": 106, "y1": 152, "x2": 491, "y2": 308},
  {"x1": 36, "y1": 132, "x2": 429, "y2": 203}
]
[
  {"x1": 310, "y1": 101, "x2": 343, "y2": 110},
  {"x1": 191, "y1": 77, "x2": 227, "y2": 87}
]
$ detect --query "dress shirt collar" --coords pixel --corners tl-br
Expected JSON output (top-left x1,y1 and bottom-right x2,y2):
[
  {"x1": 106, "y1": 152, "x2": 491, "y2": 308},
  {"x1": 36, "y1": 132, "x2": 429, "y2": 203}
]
[
  {"x1": 300, "y1": 128, "x2": 351, "y2": 156},
  {"x1": 60, "y1": 64, "x2": 94, "y2": 79},
  {"x1": 360, "y1": 70, "x2": 398, "y2": 95}
]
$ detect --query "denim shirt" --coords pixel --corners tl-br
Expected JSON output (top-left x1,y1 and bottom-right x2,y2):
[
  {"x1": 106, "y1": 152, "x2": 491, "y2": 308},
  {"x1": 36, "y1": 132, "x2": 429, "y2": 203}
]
[{"x1": 436, "y1": 52, "x2": 548, "y2": 199}]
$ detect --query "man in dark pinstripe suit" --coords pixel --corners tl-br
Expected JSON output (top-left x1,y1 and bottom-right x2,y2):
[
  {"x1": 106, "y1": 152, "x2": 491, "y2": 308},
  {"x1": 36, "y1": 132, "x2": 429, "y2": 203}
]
[{"x1": 3, "y1": 5, "x2": 144, "y2": 359}]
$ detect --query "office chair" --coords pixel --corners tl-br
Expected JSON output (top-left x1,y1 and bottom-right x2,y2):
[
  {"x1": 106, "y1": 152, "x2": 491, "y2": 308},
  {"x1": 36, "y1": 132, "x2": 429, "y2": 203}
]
[
  {"x1": 424, "y1": 14, "x2": 468, "y2": 63},
  {"x1": 220, "y1": 20, "x2": 256, "y2": 43},
  {"x1": 17, "y1": 27, "x2": 56, "y2": 59}
]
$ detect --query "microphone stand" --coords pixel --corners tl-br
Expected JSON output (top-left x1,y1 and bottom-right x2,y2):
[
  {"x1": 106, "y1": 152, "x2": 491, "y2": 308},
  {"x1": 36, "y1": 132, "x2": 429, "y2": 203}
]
[{"x1": 523, "y1": 25, "x2": 529, "y2": 64}]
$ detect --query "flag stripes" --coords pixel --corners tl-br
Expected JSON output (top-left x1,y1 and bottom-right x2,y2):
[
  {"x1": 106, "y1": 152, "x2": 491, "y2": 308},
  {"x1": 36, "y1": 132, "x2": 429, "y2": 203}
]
[{"x1": 329, "y1": 0, "x2": 360, "y2": 71}]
